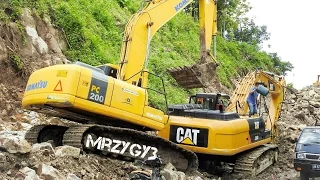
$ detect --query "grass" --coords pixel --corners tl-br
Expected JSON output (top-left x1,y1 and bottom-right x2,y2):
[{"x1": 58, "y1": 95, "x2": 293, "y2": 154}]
[{"x1": 1, "y1": 0, "x2": 287, "y2": 111}]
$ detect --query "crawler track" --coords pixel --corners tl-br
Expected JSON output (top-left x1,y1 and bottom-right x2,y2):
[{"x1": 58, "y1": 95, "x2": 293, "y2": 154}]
[
  {"x1": 25, "y1": 125, "x2": 69, "y2": 147},
  {"x1": 233, "y1": 144, "x2": 278, "y2": 177},
  {"x1": 62, "y1": 124, "x2": 198, "y2": 172},
  {"x1": 24, "y1": 107, "x2": 199, "y2": 173}
]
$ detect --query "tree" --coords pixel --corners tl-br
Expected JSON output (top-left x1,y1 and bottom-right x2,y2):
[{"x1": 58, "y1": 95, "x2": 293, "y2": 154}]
[
  {"x1": 217, "y1": 0, "x2": 251, "y2": 37},
  {"x1": 232, "y1": 18, "x2": 270, "y2": 45},
  {"x1": 268, "y1": 52, "x2": 294, "y2": 76},
  {"x1": 185, "y1": 0, "x2": 251, "y2": 36},
  {"x1": 185, "y1": 0, "x2": 294, "y2": 76}
]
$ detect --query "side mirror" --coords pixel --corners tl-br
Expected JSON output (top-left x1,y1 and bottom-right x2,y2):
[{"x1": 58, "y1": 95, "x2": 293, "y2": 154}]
[{"x1": 294, "y1": 137, "x2": 298, "y2": 143}]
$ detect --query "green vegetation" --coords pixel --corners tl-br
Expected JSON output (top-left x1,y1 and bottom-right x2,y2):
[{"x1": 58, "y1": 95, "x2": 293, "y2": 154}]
[
  {"x1": 0, "y1": 0, "x2": 293, "y2": 111},
  {"x1": 10, "y1": 54, "x2": 23, "y2": 70}
]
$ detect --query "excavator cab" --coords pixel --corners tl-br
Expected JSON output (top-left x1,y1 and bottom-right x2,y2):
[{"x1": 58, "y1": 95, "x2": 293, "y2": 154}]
[
  {"x1": 189, "y1": 93, "x2": 230, "y2": 111},
  {"x1": 167, "y1": 92, "x2": 230, "y2": 116},
  {"x1": 96, "y1": 64, "x2": 119, "y2": 79},
  {"x1": 72, "y1": 61, "x2": 119, "y2": 79}
]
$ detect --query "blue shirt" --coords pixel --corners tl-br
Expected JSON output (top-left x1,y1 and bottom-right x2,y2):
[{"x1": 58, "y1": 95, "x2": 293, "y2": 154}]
[{"x1": 247, "y1": 87, "x2": 259, "y2": 105}]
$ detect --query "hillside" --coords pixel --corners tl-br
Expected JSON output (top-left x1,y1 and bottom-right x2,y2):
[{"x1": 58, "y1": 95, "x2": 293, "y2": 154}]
[{"x1": 0, "y1": 0, "x2": 292, "y2": 110}]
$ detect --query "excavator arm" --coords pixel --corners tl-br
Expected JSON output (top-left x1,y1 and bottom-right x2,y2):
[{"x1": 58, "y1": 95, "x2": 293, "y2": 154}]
[
  {"x1": 117, "y1": 0, "x2": 218, "y2": 88},
  {"x1": 225, "y1": 69, "x2": 286, "y2": 141}
]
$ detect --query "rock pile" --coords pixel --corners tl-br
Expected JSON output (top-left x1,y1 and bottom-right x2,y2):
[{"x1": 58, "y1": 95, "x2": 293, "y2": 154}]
[
  {"x1": 255, "y1": 84, "x2": 320, "y2": 180},
  {"x1": 0, "y1": 140, "x2": 138, "y2": 180},
  {"x1": 0, "y1": 135, "x2": 207, "y2": 180}
]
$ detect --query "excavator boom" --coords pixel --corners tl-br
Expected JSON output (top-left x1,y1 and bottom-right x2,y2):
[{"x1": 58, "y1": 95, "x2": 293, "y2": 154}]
[
  {"x1": 168, "y1": 0, "x2": 219, "y2": 90},
  {"x1": 118, "y1": 0, "x2": 219, "y2": 89}
]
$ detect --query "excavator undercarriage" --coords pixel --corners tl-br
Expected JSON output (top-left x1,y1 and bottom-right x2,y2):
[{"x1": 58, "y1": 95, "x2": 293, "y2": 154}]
[
  {"x1": 197, "y1": 144, "x2": 279, "y2": 177},
  {"x1": 233, "y1": 144, "x2": 279, "y2": 176},
  {"x1": 24, "y1": 106, "x2": 198, "y2": 173}
]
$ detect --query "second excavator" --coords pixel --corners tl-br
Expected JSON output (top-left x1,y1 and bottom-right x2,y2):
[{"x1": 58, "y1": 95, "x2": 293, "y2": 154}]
[
  {"x1": 159, "y1": 69, "x2": 286, "y2": 176},
  {"x1": 22, "y1": 0, "x2": 219, "y2": 173}
]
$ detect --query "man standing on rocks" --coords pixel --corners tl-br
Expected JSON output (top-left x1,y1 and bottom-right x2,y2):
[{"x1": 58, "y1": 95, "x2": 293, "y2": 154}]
[{"x1": 247, "y1": 82, "x2": 260, "y2": 117}]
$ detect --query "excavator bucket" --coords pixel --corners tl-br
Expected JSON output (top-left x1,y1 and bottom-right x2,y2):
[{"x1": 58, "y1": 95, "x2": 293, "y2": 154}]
[
  {"x1": 168, "y1": 61, "x2": 218, "y2": 89},
  {"x1": 168, "y1": 0, "x2": 219, "y2": 90},
  {"x1": 167, "y1": 48, "x2": 221, "y2": 93}
]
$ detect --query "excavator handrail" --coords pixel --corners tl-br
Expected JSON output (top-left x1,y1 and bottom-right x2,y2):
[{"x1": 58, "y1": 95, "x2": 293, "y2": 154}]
[
  {"x1": 145, "y1": 71, "x2": 169, "y2": 111},
  {"x1": 125, "y1": 69, "x2": 169, "y2": 114}
]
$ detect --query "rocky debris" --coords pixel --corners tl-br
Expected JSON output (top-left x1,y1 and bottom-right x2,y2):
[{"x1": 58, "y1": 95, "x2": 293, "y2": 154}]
[
  {"x1": 131, "y1": 161, "x2": 211, "y2": 180},
  {"x1": 0, "y1": 152, "x2": 9, "y2": 171},
  {"x1": 0, "y1": 131, "x2": 31, "y2": 154},
  {"x1": 0, "y1": 39, "x2": 8, "y2": 61},
  {"x1": 66, "y1": 173, "x2": 81, "y2": 180},
  {"x1": 187, "y1": 176, "x2": 204, "y2": 180},
  {"x1": 54, "y1": 145, "x2": 80, "y2": 158},
  {"x1": 31, "y1": 142, "x2": 55, "y2": 156},
  {"x1": 20, "y1": 167, "x2": 42, "y2": 180},
  {"x1": 161, "y1": 169, "x2": 185, "y2": 180},
  {"x1": 0, "y1": 145, "x2": 137, "y2": 180},
  {"x1": 253, "y1": 84, "x2": 320, "y2": 180},
  {"x1": 36, "y1": 163, "x2": 65, "y2": 180},
  {"x1": 159, "y1": 163, "x2": 185, "y2": 180}
]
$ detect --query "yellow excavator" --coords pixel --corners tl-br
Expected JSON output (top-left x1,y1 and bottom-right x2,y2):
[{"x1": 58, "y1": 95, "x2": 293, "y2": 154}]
[
  {"x1": 158, "y1": 69, "x2": 286, "y2": 176},
  {"x1": 21, "y1": 0, "x2": 286, "y2": 177},
  {"x1": 22, "y1": 0, "x2": 219, "y2": 173}
]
